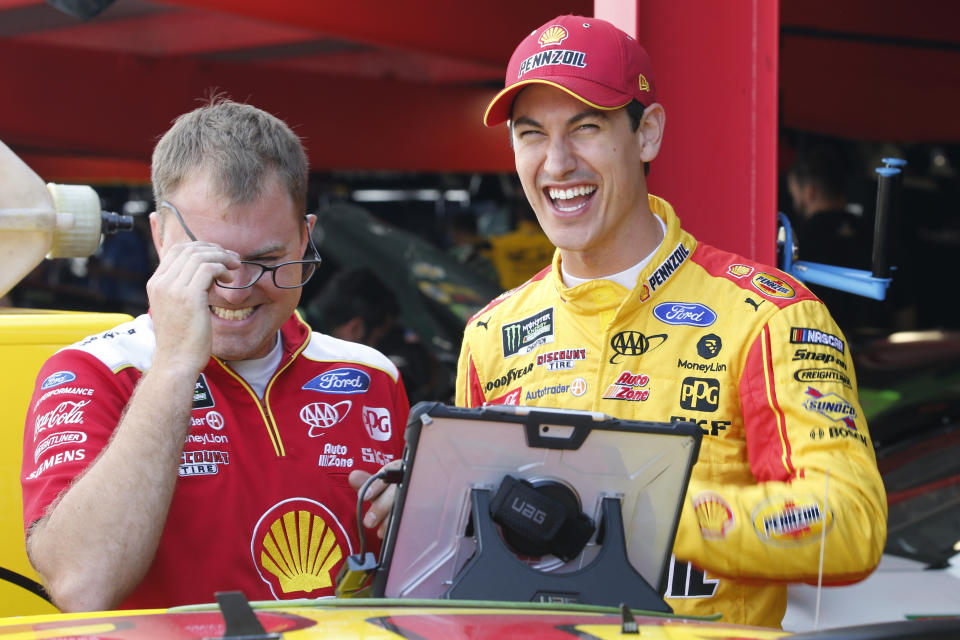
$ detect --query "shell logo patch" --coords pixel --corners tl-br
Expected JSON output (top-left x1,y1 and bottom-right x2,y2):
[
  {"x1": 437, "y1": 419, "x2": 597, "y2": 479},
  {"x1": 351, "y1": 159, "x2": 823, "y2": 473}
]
[
  {"x1": 727, "y1": 263, "x2": 754, "y2": 279},
  {"x1": 750, "y1": 272, "x2": 796, "y2": 299},
  {"x1": 539, "y1": 25, "x2": 569, "y2": 47},
  {"x1": 751, "y1": 495, "x2": 834, "y2": 546},
  {"x1": 692, "y1": 492, "x2": 734, "y2": 539},
  {"x1": 251, "y1": 498, "x2": 353, "y2": 598}
]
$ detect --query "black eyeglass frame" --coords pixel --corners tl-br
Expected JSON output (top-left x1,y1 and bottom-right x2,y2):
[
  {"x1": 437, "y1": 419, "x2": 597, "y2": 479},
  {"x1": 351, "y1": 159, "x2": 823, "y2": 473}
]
[{"x1": 158, "y1": 199, "x2": 322, "y2": 290}]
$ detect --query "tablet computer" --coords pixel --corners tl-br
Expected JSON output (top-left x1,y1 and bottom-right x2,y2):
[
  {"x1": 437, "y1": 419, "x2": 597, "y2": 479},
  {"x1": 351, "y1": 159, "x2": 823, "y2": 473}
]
[{"x1": 371, "y1": 403, "x2": 701, "y2": 607}]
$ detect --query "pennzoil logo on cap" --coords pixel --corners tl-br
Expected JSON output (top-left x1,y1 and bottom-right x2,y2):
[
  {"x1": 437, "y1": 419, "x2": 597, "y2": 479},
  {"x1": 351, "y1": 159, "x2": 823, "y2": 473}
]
[{"x1": 539, "y1": 25, "x2": 569, "y2": 47}]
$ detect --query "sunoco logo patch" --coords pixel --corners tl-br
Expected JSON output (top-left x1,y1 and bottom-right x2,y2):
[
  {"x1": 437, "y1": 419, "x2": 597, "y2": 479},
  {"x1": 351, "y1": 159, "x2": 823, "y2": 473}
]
[{"x1": 501, "y1": 308, "x2": 555, "y2": 358}]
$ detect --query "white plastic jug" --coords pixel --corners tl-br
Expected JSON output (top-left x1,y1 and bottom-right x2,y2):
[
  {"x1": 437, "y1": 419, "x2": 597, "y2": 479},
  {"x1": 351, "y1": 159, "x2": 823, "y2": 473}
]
[{"x1": 0, "y1": 184, "x2": 103, "y2": 300}]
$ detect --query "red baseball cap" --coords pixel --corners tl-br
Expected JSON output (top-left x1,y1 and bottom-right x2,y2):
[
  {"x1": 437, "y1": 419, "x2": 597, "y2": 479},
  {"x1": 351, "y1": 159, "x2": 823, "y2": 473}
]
[{"x1": 484, "y1": 15, "x2": 657, "y2": 127}]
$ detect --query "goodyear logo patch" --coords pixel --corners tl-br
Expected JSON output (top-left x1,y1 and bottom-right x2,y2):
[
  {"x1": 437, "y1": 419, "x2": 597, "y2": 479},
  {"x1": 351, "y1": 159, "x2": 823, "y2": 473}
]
[
  {"x1": 752, "y1": 495, "x2": 834, "y2": 546},
  {"x1": 790, "y1": 327, "x2": 845, "y2": 354},
  {"x1": 251, "y1": 498, "x2": 352, "y2": 599},
  {"x1": 750, "y1": 272, "x2": 796, "y2": 299},
  {"x1": 502, "y1": 308, "x2": 555, "y2": 358}
]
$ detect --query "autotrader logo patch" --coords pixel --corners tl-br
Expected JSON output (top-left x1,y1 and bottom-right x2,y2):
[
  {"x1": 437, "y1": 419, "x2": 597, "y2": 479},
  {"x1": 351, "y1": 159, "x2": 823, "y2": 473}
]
[{"x1": 501, "y1": 308, "x2": 555, "y2": 358}]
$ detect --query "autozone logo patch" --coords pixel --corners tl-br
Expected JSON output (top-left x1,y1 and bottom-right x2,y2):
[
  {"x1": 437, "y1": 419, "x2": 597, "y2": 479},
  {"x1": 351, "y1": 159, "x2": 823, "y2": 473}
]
[
  {"x1": 502, "y1": 308, "x2": 555, "y2": 358},
  {"x1": 303, "y1": 368, "x2": 371, "y2": 394},
  {"x1": 300, "y1": 401, "x2": 352, "y2": 437},
  {"x1": 603, "y1": 371, "x2": 651, "y2": 402},
  {"x1": 679, "y1": 377, "x2": 720, "y2": 412},
  {"x1": 790, "y1": 327, "x2": 845, "y2": 354},
  {"x1": 647, "y1": 243, "x2": 690, "y2": 292},
  {"x1": 608, "y1": 331, "x2": 666, "y2": 364}
]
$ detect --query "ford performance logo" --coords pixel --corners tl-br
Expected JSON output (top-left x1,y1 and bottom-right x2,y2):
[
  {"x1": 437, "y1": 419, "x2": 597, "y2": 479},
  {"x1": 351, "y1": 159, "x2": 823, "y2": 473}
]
[
  {"x1": 41, "y1": 370, "x2": 77, "y2": 390},
  {"x1": 653, "y1": 302, "x2": 717, "y2": 327},
  {"x1": 303, "y1": 368, "x2": 370, "y2": 394}
]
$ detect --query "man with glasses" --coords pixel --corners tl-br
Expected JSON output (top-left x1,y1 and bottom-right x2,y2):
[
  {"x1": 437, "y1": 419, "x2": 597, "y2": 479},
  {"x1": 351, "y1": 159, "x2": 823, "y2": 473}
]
[{"x1": 20, "y1": 100, "x2": 409, "y2": 611}]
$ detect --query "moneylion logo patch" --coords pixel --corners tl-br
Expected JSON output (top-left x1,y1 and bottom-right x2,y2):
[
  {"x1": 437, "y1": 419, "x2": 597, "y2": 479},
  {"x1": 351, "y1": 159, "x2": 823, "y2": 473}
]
[
  {"x1": 608, "y1": 331, "x2": 667, "y2": 364},
  {"x1": 501, "y1": 308, "x2": 555, "y2": 358},
  {"x1": 251, "y1": 498, "x2": 352, "y2": 599}
]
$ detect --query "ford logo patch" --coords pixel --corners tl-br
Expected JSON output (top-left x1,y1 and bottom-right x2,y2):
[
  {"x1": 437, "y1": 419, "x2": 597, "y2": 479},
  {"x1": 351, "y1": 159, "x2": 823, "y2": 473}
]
[
  {"x1": 653, "y1": 302, "x2": 717, "y2": 327},
  {"x1": 303, "y1": 368, "x2": 371, "y2": 394},
  {"x1": 41, "y1": 370, "x2": 77, "y2": 390}
]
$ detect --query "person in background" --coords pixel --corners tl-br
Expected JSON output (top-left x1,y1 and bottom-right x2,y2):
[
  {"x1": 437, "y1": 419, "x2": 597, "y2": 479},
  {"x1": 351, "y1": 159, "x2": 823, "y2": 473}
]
[
  {"x1": 305, "y1": 267, "x2": 442, "y2": 404},
  {"x1": 18, "y1": 99, "x2": 408, "y2": 612},
  {"x1": 453, "y1": 15, "x2": 886, "y2": 628}
]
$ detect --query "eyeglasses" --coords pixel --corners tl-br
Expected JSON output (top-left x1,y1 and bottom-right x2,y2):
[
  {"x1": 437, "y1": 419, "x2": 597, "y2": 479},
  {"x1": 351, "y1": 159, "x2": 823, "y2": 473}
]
[{"x1": 159, "y1": 200, "x2": 322, "y2": 289}]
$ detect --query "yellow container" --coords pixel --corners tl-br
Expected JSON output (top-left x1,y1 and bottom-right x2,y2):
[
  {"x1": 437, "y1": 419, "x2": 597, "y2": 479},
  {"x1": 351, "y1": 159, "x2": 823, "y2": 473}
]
[{"x1": 0, "y1": 308, "x2": 132, "y2": 616}]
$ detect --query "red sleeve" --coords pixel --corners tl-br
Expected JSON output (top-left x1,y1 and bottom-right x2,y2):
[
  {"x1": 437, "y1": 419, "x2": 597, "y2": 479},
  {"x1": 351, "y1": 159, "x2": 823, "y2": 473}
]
[{"x1": 21, "y1": 351, "x2": 138, "y2": 531}]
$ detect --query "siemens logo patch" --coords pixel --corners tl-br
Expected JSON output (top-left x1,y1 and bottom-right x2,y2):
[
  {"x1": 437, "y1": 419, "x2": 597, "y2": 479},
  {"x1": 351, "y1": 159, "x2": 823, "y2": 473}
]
[
  {"x1": 790, "y1": 327, "x2": 845, "y2": 354},
  {"x1": 517, "y1": 49, "x2": 586, "y2": 78},
  {"x1": 502, "y1": 308, "x2": 555, "y2": 358},
  {"x1": 303, "y1": 368, "x2": 371, "y2": 394},
  {"x1": 648, "y1": 243, "x2": 689, "y2": 292},
  {"x1": 653, "y1": 302, "x2": 717, "y2": 327}
]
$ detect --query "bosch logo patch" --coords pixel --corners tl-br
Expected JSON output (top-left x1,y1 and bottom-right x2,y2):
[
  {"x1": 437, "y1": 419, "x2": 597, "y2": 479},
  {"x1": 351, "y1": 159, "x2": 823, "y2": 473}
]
[{"x1": 303, "y1": 368, "x2": 371, "y2": 394}]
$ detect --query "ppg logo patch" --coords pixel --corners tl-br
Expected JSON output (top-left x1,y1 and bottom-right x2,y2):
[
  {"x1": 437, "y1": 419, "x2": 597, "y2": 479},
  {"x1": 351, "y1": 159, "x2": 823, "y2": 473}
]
[
  {"x1": 303, "y1": 368, "x2": 371, "y2": 394},
  {"x1": 680, "y1": 377, "x2": 720, "y2": 411},
  {"x1": 501, "y1": 308, "x2": 555, "y2": 358}
]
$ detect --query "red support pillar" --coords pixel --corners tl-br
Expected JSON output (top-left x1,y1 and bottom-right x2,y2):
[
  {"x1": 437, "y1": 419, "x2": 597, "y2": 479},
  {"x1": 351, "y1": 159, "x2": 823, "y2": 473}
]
[{"x1": 596, "y1": 0, "x2": 779, "y2": 264}]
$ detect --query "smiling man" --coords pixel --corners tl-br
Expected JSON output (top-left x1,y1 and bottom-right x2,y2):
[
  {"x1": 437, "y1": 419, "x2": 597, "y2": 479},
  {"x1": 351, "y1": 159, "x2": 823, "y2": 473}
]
[
  {"x1": 20, "y1": 100, "x2": 408, "y2": 611},
  {"x1": 455, "y1": 15, "x2": 886, "y2": 628}
]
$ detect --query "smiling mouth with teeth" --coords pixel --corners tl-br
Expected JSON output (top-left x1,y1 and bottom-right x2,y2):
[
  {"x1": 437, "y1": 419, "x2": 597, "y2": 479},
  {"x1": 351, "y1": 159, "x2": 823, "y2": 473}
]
[
  {"x1": 211, "y1": 305, "x2": 255, "y2": 321},
  {"x1": 547, "y1": 185, "x2": 597, "y2": 212}
]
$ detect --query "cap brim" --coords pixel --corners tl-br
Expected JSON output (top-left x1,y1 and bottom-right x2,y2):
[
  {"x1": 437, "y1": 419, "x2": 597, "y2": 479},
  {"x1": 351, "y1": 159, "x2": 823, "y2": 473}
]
[{"x1": 483, "y1": 77, "x2": 634, "y2": 127}]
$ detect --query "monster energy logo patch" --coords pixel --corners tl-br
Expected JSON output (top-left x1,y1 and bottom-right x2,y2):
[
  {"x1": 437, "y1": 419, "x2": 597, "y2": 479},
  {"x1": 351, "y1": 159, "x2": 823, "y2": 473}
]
[{"x1": 502, "y1": 308, "x2": 555, "y2": 358}]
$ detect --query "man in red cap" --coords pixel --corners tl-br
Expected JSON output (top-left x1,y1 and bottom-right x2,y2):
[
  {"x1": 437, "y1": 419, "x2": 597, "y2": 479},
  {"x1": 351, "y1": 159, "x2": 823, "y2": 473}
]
[{"x1": 454, "y1": 15, "x2": 886, "y2": 628}]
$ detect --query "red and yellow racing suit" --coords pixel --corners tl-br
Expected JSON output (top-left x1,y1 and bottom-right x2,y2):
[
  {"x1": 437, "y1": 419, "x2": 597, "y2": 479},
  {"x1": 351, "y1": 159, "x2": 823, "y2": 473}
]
[{"x1": 456, "y1": 196, "x2": 887, "y2": 628}]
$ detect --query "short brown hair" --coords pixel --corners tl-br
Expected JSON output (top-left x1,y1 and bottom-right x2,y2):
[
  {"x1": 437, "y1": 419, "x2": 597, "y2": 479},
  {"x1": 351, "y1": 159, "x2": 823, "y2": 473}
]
[{"x1": 151, "y1": 99, "x2": 308, "y2": 216}]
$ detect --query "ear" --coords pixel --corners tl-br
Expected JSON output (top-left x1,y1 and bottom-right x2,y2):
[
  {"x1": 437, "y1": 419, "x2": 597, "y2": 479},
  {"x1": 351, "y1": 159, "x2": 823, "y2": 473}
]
[
  {"x1": 637, "y1": 102, "x2": 665, "y2": 163},
  {"x1": 149, "y1": 211, "x2": 164, "y2": 256},
  {"x1": 342, "y1": 316, "x2": 366, "y2": 343}
]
